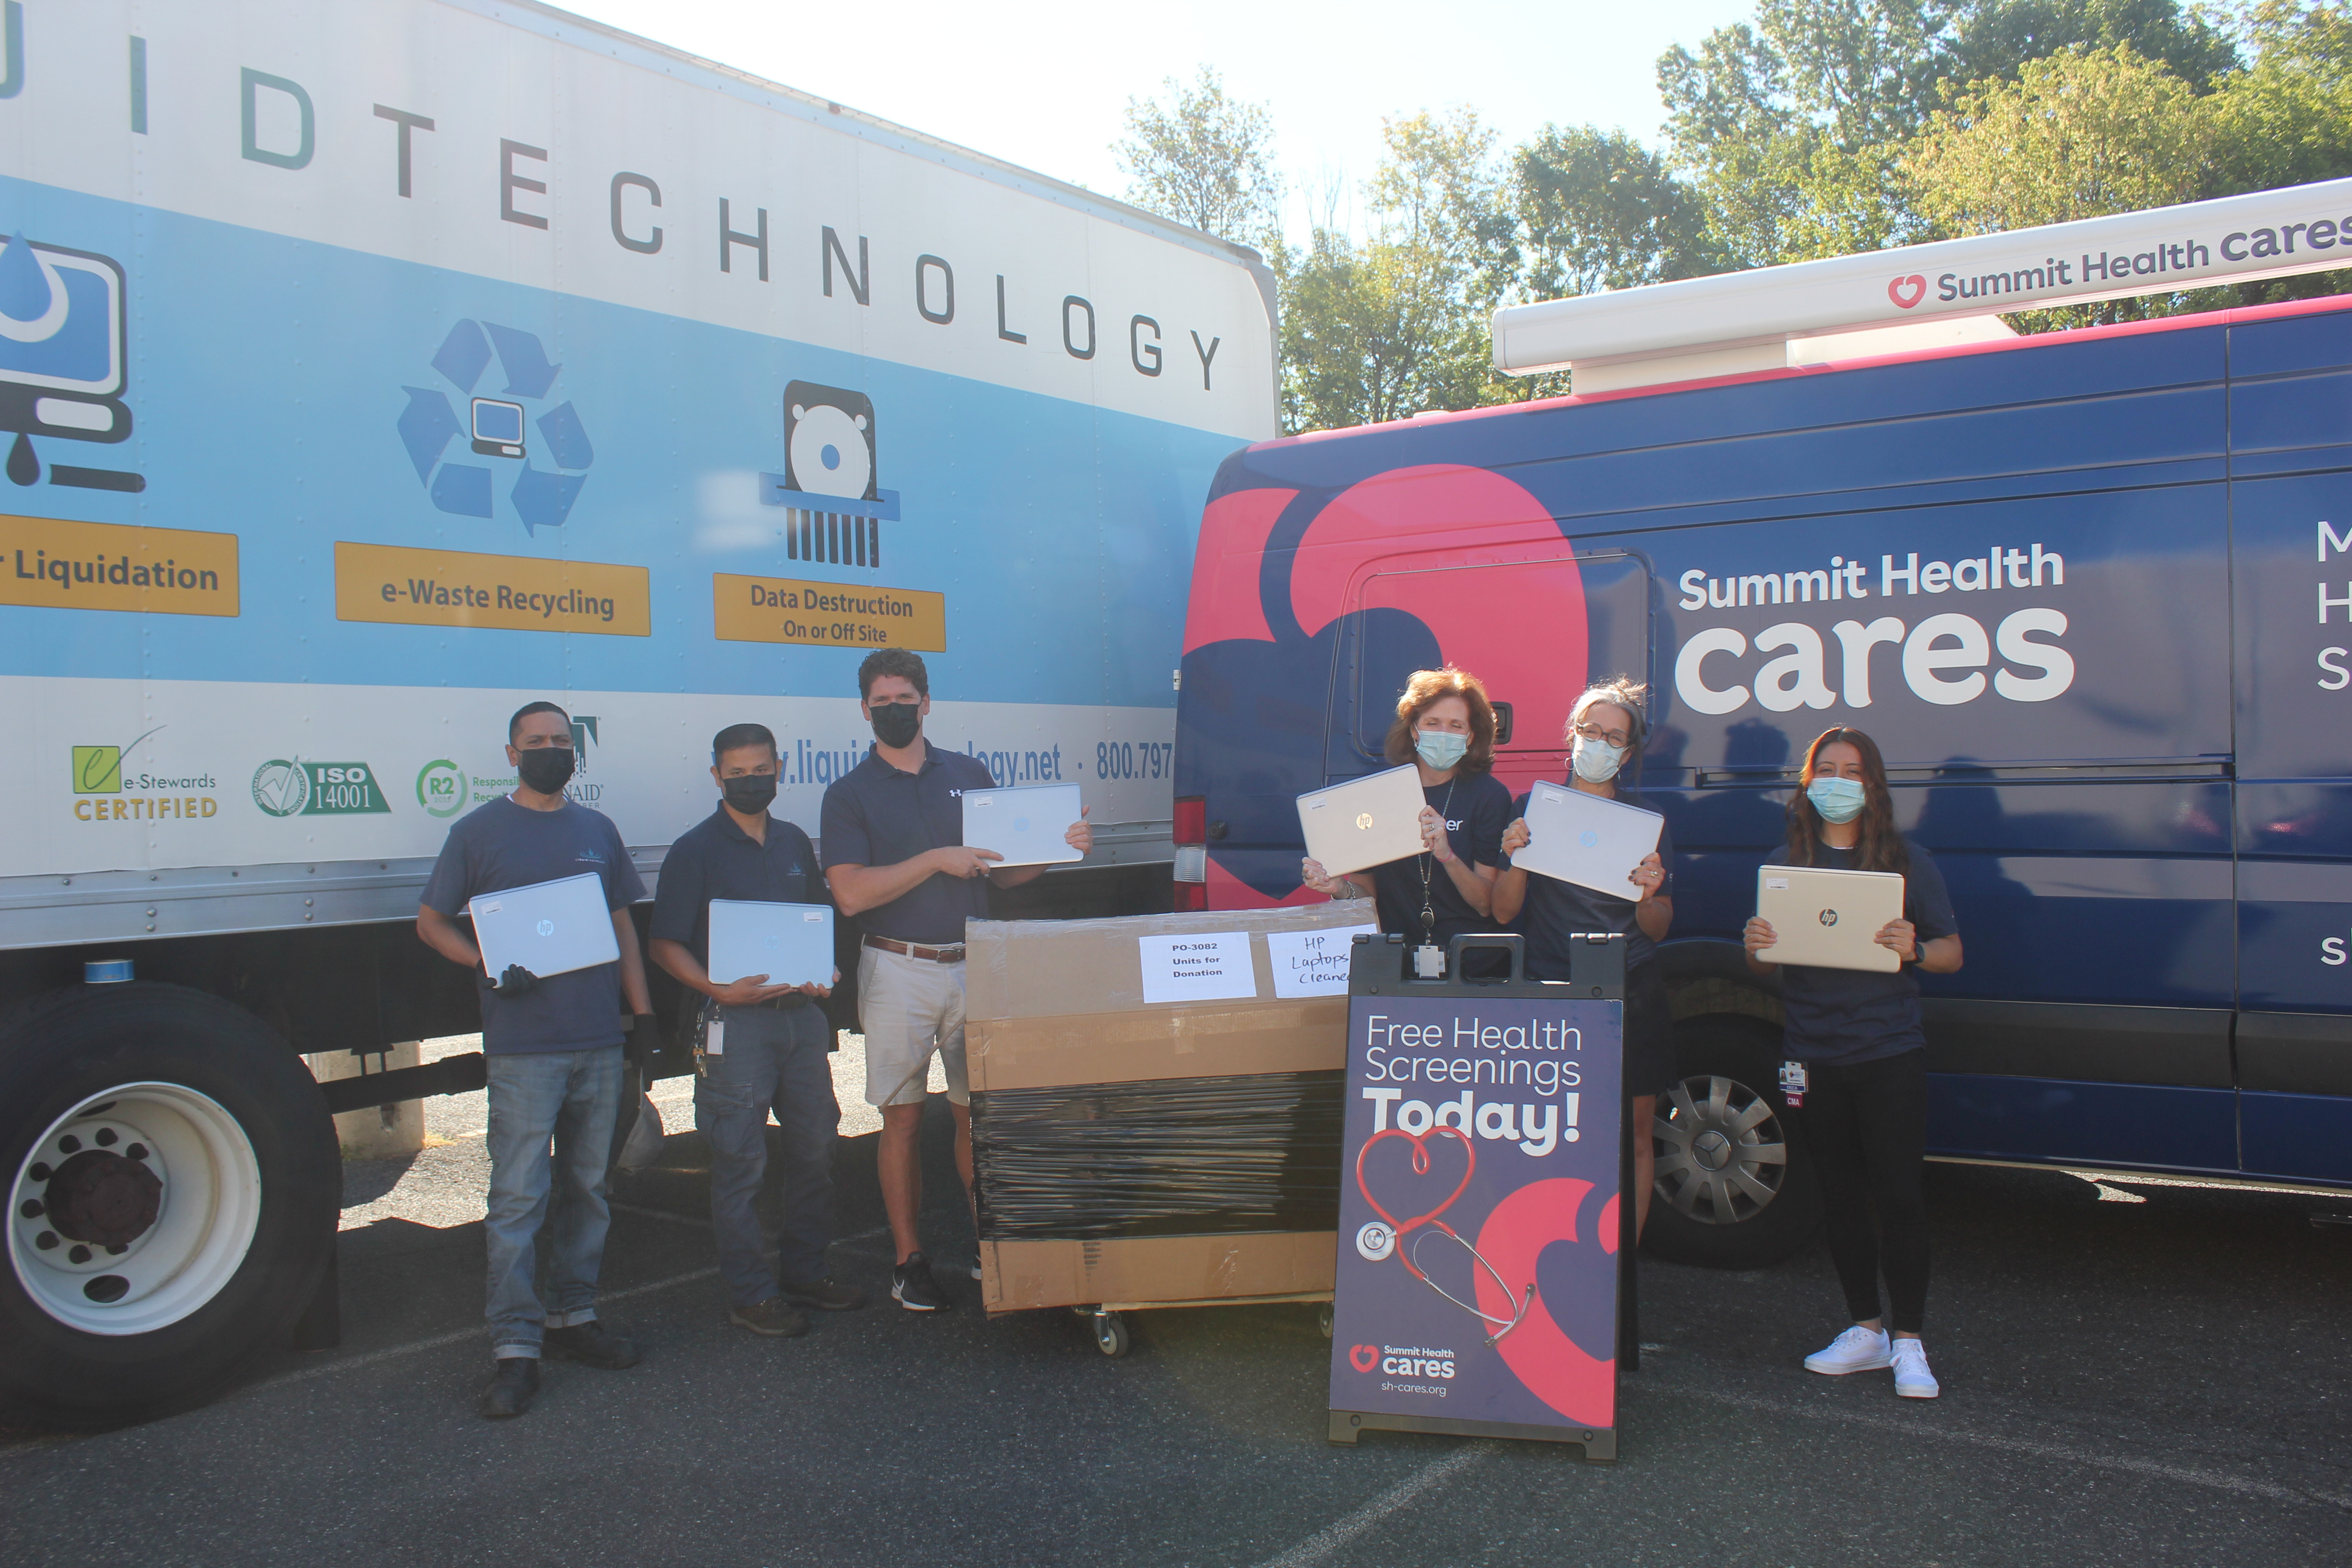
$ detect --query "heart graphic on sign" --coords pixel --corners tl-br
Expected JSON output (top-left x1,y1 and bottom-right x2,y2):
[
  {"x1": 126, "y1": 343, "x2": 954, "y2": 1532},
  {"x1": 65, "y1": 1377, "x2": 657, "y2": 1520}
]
[
  {"x1": 1887, "y1": 274, "x2": 1927, "y2": 309},
  {"x1": 1354, "y1": 1126, "x2": 1475, "y2": 1240},
  {"x1": 1473, "y1": 1177, "x2": 1617, "y2": 1424},
  {"x1": 1349, "y1": 1343, "x2": 1379, "y2": 1373}
]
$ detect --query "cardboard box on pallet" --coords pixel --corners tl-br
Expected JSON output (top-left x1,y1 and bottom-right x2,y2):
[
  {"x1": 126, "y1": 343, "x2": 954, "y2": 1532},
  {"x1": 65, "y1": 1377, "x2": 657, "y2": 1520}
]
[{"x1": 965, "y1": 902, "x2": 1378, "y2": 1313}]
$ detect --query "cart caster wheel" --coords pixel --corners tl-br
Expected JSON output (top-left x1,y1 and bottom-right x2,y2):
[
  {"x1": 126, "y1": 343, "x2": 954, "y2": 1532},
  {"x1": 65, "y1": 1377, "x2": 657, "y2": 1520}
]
[
  {"x1": 1093, "y1": 1312, "x2": 1131, "y2": 1358},
  {"x1": 1318, "y1": 1303, "x2": 1334, "y2": 1340}
]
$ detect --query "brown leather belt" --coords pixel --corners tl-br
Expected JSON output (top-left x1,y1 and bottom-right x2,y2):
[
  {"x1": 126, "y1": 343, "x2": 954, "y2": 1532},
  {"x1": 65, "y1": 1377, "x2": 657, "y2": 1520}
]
[{"x1": 863, "y1": 934, "x2": 966, "y2": 964}]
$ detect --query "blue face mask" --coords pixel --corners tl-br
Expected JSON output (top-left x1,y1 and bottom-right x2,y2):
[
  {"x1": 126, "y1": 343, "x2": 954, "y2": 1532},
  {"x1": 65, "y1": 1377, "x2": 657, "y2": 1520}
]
[
  {"x1": 1806, "y1": 776, "x2": 1867, "y2": 824},
  {"x1": 1415, "y1": 730, "x2": 1469, "y2": 770}
]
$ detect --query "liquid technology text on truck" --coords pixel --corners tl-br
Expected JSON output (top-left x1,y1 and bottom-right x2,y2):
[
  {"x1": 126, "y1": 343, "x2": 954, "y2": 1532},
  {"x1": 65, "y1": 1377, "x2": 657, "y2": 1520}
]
[
  {"x1": 0, "y1": 0, "x2": 1275, "y2": 1426},
  {"x1": 1173, "y1": 176, "x2": 2352, "y2": 1270}
]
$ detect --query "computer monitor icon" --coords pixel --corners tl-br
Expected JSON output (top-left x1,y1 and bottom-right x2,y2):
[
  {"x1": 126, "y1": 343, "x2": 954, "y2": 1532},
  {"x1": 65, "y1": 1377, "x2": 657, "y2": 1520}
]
[
  {"x1": 0, "y1": 232, "x2": 140, "y2": 491},
  {"x1": 470, "y1": 397, "x2": 526, "y2": 459}
]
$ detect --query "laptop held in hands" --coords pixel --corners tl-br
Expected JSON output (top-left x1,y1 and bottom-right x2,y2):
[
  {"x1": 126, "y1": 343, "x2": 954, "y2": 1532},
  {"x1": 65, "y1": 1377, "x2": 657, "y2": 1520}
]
[
  {"x1": 1297, "y1": 764, "x2": 1427, "y2": 879},
  {"x1": 706, "y1": 900, "x2": 835, "y2": 989},
  {"x1": 1754, "y1": 863, "x2": 1906, "y2": 973},
  {"x1": 1511, "y1": 783, "x2": 1665, "y2": 900},
  {"x1": 469, "y1": 873, "x2": 620, "y2": 980},
  {"x1": 959, "y1": 782, "x2": 1084, "y2": 868}
]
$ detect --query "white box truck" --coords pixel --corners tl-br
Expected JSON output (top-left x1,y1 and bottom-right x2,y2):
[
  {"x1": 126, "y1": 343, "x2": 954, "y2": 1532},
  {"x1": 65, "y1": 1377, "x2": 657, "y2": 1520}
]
[{"x1": 0, "y1": 0, "x2": 1276, "y2": 1426}]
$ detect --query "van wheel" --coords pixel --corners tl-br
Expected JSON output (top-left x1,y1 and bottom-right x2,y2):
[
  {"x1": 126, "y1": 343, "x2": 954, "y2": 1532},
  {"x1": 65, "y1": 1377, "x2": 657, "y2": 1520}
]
[
  {"x1": 1642, "y1": 1014, "x2": 1820, "y2": 1269},
  {"x1": 0, "y1": 984, "x2": 340, "y2": 1429}
]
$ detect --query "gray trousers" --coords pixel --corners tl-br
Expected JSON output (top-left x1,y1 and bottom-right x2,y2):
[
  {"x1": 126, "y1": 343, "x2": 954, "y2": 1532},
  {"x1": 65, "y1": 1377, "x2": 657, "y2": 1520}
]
[{"x1": 695, "y1": 1003, "x2": 839, "y2": 1305}]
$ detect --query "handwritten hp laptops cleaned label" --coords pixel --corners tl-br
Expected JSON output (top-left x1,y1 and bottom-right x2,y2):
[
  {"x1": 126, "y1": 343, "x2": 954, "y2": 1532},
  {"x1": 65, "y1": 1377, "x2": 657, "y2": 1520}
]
[
  {"x1": 960, "y1": 782, "x2": 1084, "y2": 868},
  {"x1": 1512, "y1": 784, "x2": 1665, "y2": 900},
  {"x1": 1297, "y1": 764, "x2": 1426, "y2": 878},
  {"x1": 468, "y1": 873, "x2": 618, "y2": 980},
  {"x1": 1754, "y1": 864, "x2": 1906, "y2": 973},
  {"x1": 706, "y1": 900, "x2": 834, "y2": 989}
]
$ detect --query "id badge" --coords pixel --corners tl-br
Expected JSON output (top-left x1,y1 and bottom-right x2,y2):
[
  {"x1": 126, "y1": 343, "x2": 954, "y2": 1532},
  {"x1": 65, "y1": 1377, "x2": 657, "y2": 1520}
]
[{"x1": 1779, "y1": 1058, "x2": 1808, "y2": 1108}]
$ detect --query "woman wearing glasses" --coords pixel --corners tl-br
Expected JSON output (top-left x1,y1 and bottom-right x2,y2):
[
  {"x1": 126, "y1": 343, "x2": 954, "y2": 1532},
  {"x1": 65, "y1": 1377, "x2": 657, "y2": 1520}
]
[
  {"x1": 1298, "y1": 667, "x2": 1509, "y2": 962},
  {"x1": 1490, "y1": 677, "x2": 1674, "y2": 1239},
  {"x1": 1743, "y1": 726, "x2": 1962, "y2": 1399}
]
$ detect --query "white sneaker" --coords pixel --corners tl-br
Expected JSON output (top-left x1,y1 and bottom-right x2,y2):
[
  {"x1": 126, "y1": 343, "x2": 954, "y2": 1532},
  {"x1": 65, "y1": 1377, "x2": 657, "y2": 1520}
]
[
  {"x1": 1890, "y1": 1338, "x2": 1940, "y2": 1398},
  {"x1": 1803, "y1": 1323, "x2": 1892, "y2": 1375}
]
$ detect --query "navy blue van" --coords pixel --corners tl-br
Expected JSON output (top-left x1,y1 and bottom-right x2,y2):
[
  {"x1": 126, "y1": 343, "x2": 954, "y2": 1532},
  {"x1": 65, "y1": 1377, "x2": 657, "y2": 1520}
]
[{"x1": 1171, "y1": 294, "x2": 2352, "y2": 1266}]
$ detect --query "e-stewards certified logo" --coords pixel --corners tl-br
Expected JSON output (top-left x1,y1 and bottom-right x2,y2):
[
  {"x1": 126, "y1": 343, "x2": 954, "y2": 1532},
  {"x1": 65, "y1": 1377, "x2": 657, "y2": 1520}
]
[
  {"x1": 251, "y1": 759, "x2": 392, "y2": 818},
  {"x1": 416, "y1": 759, "x2": 466, "y2": 818}
]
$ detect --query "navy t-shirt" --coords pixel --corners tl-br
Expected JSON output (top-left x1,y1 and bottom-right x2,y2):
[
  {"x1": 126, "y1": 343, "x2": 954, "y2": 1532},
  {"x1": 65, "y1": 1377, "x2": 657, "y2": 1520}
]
[
  {"x1": 820, "y1": 741, "x2": 998, "y2": 945},
  {"x1": 1765, "y1": 838, "x2": 1958, "y2": 1065},
  {"x1": 1504, "y1": 787, "x2": 1675, "y2": 978},
  {"x1": 650, "y1": 806, "x2": 824, "y2": 975},
  {"x1": 421, "y1": 796, "x2": 646, "y2": 1055},
  {"x1": 1364, "y1": 771, "x2": 1511, "y2": 946}
]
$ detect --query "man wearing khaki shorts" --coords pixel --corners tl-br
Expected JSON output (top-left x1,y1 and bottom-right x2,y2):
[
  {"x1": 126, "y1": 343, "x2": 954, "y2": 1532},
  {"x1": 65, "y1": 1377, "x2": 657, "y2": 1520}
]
[{"x1": 821, "y1": 650, "x2": 1090, "y2": 1311}]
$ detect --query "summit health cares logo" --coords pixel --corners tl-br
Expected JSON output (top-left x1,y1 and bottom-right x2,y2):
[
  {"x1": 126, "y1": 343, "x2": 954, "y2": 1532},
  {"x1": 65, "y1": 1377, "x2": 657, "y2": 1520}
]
[{"x1": 1887, "y1": 274, "x2": 1927, "y2": 309}]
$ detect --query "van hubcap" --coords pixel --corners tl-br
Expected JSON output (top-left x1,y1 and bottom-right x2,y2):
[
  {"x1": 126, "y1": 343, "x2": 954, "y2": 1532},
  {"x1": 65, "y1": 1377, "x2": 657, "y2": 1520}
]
[{"x1": 1653, "y1": 1074, "x2": 1789, "y2": 1225}]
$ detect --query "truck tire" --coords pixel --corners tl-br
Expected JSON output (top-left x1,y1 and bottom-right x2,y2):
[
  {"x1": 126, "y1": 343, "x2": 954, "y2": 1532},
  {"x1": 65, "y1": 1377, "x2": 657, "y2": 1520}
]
[
  {"x1": 1642, "y1": 1013, "x2": 1821, "y2": 1270},
  {"x1": 0, "y1": 983, "x2": 340, "y2": 1429}
]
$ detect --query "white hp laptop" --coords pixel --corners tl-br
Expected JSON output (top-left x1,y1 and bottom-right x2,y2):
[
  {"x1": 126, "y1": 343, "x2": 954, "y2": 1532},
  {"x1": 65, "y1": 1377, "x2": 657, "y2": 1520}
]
[
  {"x1": 469, "y1": 873, "x2": 619, "y2": 980},
  {"x1": 1513, "y1": 783, "x2": 1665, "y2": 900},
  {"x1": 706, "y1": 900, "x2": 834, "y2": 988},
  {"x1": 960, "y1": 782, "x2": 1084, "y2": 868},
  {"x1": 1297, "y1": 764, "x2": 1426, "y2": 878},
  {"x1": 1754, "y1": 864, "x2": 1907, "y2": 973}
]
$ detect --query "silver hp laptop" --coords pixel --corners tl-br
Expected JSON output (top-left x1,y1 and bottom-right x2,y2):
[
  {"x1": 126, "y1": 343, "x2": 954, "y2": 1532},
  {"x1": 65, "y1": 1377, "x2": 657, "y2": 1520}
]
[
  {"x1": 706, "y1": 899, "x2": 834, "y2": 988},
  {"x1": 1297, "y1": 764, "x2": 1426, "y2": 878},
  {"x1": 960, "y1": 782, "x2": 1084, "y2": 868},
  {"x1": 469, "y1": 873, "x2": 620, "y2": 980},
  {"x1": 1755, "y1": 864, "x2": 1906, "y2": 973},
  {"x1": 1513, "y1": 782, "x2": 1665, "y2": 900}
]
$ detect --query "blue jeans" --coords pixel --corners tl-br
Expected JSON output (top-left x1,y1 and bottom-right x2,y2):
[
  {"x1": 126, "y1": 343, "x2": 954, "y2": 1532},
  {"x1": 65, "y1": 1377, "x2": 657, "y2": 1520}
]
[
  {"x1": 695, "y1": 1003, "x2": 839, "y2": 1305},
  {"x1": 484, "y1": 1046, "x2": 624, "y2": 1359}
]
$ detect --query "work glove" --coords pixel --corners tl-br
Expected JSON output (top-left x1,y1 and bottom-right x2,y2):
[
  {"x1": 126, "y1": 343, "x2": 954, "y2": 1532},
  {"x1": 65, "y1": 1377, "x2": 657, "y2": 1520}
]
[
  {"x1": 481, "y1": 963, "x2": 539, "y2": 995},
  {"x1": 622, "y1": 1011, "x2": 662, "y2": 1071}
]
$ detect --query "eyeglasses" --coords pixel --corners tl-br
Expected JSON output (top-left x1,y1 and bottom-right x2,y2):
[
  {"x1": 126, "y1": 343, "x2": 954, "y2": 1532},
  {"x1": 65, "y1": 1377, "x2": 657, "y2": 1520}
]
[{"x1": 1571, "y1": 721, "x2": 1632, "y2": 750}]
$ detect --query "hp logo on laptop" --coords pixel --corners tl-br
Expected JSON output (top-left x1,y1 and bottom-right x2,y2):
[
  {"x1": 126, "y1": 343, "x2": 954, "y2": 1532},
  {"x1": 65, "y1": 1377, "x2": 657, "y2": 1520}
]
[
  {"x1": 536, "y1": 918, "x2": 554, "y2": 936},
  {"x1": 1356, "y1": 813, "x2": 1373, "y2": 830},
  {"x1": 1818, "y1": 909, "x2": 1838, "y2": 926}
]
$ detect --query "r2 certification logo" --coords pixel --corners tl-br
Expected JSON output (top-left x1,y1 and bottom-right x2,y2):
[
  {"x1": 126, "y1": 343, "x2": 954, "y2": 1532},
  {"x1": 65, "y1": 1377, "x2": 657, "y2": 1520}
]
[{"x1": 416, "y1": 759, "x2": 466, "y2": 819}]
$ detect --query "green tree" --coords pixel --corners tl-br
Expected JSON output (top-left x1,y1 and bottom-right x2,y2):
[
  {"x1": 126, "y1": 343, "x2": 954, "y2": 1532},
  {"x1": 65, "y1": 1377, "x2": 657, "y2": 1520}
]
[
  {"x1": 1114, "y1": 67, "x2": 1284, "y2": 250},
  {"x1": 1659, "y1": 0, "x2": 1957, "y2": 265},
  {"x1": 1946, "y1": 0, "x2": 2239, "y2": 88},
  {"x1": 1279, "y1": 110, "x2": 1509, "y2": 430},
  {"x1": 1510, "y1": 125, "x2": 1719, "y2": 302}
]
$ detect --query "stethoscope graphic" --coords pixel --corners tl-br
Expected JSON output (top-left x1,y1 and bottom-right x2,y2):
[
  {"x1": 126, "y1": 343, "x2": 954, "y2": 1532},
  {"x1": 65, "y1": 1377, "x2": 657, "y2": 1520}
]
[{"x1": 1352, "y1": 1126, "x2": 1535, "y2": 1344}]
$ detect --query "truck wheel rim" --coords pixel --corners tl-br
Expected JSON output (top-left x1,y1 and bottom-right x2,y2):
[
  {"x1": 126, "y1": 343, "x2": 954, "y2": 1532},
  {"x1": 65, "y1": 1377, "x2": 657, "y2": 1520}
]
[
  {"x1": 1653, "y1": 1073, "x2": 1790, "y2": 1225},
  {"x1": 9, "y1": 1083, "x2": 262, "y2": 1335}
]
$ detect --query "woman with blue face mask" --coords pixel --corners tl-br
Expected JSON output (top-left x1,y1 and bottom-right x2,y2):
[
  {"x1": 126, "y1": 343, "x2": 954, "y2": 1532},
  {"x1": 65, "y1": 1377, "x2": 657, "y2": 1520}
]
[
  {"x1": 1299, "y1": 667, "x2": 1509, "y2": 958},
  {"x1": 1491, "y1": 678, "x2": 1675, "y2": 1238},
  {"x1": 1743, "y1": 726, "x2": 1963, "y2": 1401}
]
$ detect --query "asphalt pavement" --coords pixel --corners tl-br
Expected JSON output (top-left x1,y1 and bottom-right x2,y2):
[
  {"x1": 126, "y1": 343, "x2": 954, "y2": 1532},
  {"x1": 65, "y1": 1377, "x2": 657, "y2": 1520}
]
[{"x1": 3, "y1": 1041, "x2": 2349, "y2": 1568}]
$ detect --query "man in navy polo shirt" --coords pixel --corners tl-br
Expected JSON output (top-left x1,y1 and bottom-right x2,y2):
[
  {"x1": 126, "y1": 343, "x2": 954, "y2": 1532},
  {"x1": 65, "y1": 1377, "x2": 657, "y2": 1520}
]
[
  {"x1": 416, "y1": 700, "x2": 654, "y2": 1420},
  {"x1": 649, "y1": 722, "x2": 866, "y2": 1339},
  {"x1": 822, "y1": 649, "x2": 1090, "y2": 1311}
]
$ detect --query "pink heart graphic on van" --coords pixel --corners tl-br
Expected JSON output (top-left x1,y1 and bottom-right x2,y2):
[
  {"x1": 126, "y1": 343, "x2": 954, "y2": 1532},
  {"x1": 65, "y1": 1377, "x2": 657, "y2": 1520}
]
[{"x1": 1887, "y1": 274, "x2": 1927, "y2": 309}]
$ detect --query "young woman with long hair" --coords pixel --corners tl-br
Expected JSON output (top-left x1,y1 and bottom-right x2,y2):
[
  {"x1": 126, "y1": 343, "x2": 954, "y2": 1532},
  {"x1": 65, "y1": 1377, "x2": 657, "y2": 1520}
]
[
  {"x1": 1299, "y1": 667, "x2": 1509, "y2": 957},
  {"x1": 1744, "y1": 726, "x2": 1963, "y2": 1399},
  {"x1": 1490, "y1": 677, "x2": 1674, "y2": 1238}
]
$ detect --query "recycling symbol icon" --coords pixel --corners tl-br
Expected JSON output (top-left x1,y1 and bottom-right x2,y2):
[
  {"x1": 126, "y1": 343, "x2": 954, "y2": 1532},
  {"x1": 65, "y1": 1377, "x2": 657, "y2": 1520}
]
[{"x1": 397, "y1": 320, "x2": 593, "y2": 534}]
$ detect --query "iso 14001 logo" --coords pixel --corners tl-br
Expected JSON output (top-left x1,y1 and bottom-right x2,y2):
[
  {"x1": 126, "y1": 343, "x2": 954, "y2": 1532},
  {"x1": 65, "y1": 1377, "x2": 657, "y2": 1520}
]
[{"x1": 251, "y1": 759, "x2": 392, "y2": 818}]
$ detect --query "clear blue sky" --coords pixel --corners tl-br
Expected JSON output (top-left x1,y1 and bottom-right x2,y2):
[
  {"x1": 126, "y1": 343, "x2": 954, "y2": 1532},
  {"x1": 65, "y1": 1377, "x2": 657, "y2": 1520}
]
[{"x1": 559, "y1": 0, "x2": 1757, "y2": 240}]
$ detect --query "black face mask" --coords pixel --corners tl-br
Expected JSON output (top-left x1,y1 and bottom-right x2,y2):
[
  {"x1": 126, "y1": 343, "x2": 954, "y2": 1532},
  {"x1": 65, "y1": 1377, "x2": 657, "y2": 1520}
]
[
  {"x1": 869, "y1": 701, "x2": 921, "y2": 749},
  {"x1": 515, "y1": 745, "x2": 576, "y2": 795},
  {"x1": 721, "y1": 773, "x2": 778, "y2": 814}
]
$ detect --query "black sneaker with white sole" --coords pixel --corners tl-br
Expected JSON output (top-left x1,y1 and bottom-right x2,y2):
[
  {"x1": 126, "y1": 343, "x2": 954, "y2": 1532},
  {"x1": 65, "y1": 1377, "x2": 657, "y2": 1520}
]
[{"x1": 891, "y1": 1251, "x2": 951, "y2": 1312}]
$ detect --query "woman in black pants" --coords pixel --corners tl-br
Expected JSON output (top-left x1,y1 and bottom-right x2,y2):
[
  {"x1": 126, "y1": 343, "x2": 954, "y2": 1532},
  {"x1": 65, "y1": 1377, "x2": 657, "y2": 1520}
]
[
  {"x1": 1743, "y1": 726, "x2": 1962, "y2": 1399},
  {"x1": 1491, "y1": 677, "x2": 1673, "y2": 1239}
]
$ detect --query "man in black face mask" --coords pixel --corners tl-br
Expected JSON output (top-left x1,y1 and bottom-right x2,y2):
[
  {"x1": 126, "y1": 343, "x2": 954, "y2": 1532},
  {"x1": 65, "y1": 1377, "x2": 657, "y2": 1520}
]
[
  {"x1": 822, "y1": 649, "x2": 1091, "y2": 1311},
  {"x1": 417, "y1": 700, "x2": 654, "y2": 1418},
  {"x1": 648, "y1": 722, "x2": 864, "y2": 1336}
]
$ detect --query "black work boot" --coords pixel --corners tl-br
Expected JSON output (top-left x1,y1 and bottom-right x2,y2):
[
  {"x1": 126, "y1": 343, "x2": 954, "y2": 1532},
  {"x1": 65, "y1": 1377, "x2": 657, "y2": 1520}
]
[
  {"x1": 782, "y1": 1277, "x2": 867, "y2": 1312},
  {"x1": 477, "y1": 1357, "x2": 539, "y2": 1419},
  {"x1": 543, "y1": 1321, "x2": 641, "y2": 1369},
  {"x1": 729, "y1": 1297, "x2": 812, "y2": 1337}
]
